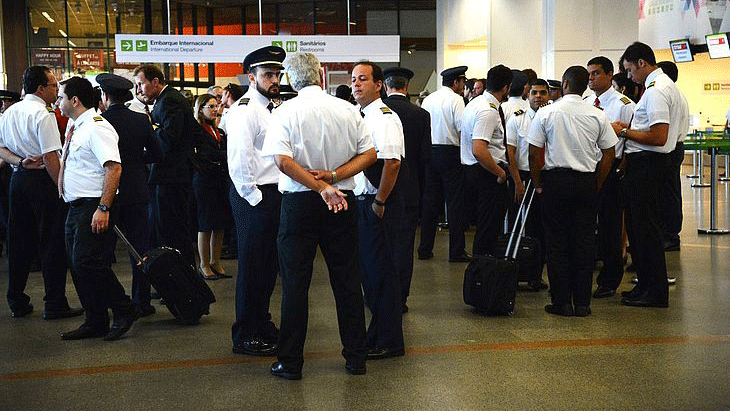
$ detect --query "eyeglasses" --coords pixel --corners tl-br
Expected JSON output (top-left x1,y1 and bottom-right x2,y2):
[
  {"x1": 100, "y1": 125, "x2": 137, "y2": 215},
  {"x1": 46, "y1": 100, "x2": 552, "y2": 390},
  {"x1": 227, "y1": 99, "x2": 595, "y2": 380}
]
[{"x1": 204, "y1": 104, "x2": 219, "y2": 109}]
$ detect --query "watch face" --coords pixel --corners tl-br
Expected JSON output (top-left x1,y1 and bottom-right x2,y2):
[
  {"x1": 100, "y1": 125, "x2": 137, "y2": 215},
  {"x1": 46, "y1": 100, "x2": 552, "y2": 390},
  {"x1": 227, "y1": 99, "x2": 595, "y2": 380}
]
[{"x1": 98, "y1": 204, "x2": 109, "y2": 211}]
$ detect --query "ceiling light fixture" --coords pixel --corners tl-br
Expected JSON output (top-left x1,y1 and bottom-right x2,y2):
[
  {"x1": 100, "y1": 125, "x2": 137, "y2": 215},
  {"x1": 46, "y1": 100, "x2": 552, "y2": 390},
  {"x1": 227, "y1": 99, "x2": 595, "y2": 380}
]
[
  {"x1": 68, "y1": 40, "x2": 77, "y2": 47},
  {"x1": 59, "y1": 29, "x2": 67, "y2": 37},
  {"x1": 42, "y1": 11, "x2": 55, "y2": 23}
]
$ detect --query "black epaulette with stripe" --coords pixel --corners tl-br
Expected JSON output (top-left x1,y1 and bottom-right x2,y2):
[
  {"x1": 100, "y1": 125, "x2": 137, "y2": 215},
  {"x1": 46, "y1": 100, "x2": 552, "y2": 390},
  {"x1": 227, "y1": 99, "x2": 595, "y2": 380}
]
[
  {"x1": 514, "y1": 109, "x2": 525, "y2": 116},
  {"x1": 380, "y1": 107, "x2": 393, "y2": 114},
  {"x1": 489, "y1": 102, "x2": 497, "y2": 109},
  {"x1": 647, "y1": 81, "x2": 655, "y2": 89},
  {"x1": 238, "y1": 98, "x2": 250, "y2": 106},
  {"x1": 46, "y1": 106, "x2": 54, "y2": 113},
  {"x1": 93, "y1": 116, "x2": 104, "y2": 122},
  {"x1": 620, "y1": 96, "x2": 632, "y2": 105}
]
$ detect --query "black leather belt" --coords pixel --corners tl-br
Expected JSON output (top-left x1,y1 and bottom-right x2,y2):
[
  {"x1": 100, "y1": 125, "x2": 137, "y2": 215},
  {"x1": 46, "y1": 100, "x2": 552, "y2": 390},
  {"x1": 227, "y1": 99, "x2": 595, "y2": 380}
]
[{"x1": 68, "y1": 197, "x2": 98, "y2": 208}]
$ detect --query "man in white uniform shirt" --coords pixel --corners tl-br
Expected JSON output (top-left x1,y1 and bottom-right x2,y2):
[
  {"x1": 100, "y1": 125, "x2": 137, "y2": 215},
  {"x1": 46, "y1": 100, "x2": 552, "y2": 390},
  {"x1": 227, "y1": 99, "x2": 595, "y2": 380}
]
[
  {"x1": 527, "y1": 66, "x2": 617, "y2": 317},
  {"x1": 351, "y1": 61, "x2": 406, "y2": 361},
  {"x1": 505, "y1": 79, "x2": 550, "y2": 291},
  {"x1": 461, "y1": 65, "x2": 512, "y2": 256},
  {"x1": 0, "y1": 66, "x2": 83, "y2": 320},
  {"x1": 56, "y1": 76, "x2": 135, "y2": 341},
  {"x1": 586, "y1": 56, "x2": 635, "y2": 299},
  {"x1": 500, "y1": 70, "x2": 529, "y2": 125},
  {"x1": 613, "y1": 42, "x2": 684, "y2": 308},
  {"x1": 227, "y1": 46, "x2": 286, "y2": 357},
  {"x1": 419, "y1": 66, "x2": 470, "y2": 262},
  {"x1": 262, "y1": 52, "x2": 376, "y2": 380}
]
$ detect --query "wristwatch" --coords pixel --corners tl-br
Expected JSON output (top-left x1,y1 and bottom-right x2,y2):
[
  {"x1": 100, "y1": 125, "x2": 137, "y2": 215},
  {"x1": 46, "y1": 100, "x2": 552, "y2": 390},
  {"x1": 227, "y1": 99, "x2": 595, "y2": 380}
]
[
  {"x1": 97, "y1": 204, "x2": 110, "y2": 212},
  {"x1": 620, "y1": 128, "x2": 628, "y2": 138},
  {"x1": 373, "y1": 198, "x2": 385, "y2": 206},
  {"x1": 17, "y1": 158, "x2": 24, "y2": 169}
]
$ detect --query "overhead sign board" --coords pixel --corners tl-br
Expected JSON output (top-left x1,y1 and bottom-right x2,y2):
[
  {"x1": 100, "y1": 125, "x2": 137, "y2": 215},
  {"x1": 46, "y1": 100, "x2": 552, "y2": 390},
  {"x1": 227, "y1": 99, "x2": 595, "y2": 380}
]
[{"x1": 115, "y1": 35, "x2": 400, "y2": 63}]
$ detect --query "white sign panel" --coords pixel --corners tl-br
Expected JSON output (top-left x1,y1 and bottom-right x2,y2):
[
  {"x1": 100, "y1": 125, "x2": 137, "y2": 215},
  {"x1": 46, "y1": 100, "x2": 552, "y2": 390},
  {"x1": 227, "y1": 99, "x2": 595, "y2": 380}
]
[{"x1": 115, "y1": 35, "x2": 400, "y2": 63}]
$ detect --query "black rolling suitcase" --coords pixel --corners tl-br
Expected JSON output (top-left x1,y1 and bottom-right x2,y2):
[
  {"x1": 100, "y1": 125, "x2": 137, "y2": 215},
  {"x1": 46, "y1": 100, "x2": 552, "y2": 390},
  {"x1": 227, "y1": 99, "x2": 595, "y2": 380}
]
[
  {"x1": 495, "y1": 188, "x2": 544, "y2": 291},
  {"x1": 114, "y1": 226, "x2": 216, "y2": 324},
  {"x1": 463, "y1": 182, "x2": 537, "y2": 315}
]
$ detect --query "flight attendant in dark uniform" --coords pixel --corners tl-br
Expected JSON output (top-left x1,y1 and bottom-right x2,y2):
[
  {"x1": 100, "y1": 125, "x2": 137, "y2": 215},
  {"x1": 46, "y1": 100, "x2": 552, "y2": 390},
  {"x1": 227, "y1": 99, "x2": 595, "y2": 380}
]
[
  {"x1": 192, "y1": 93, "x2": 232, "y2": 280},
  {"x1": 97, "y1": 73, "x2": 162, "y2": 318}
]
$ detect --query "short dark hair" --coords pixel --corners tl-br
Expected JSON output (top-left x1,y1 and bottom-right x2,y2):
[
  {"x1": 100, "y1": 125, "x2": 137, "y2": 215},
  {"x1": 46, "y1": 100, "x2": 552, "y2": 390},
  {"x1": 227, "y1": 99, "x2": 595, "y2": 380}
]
[
  {"x1": 509, "y1": 70, "x2": 528, "y2": 97},
  {"x1": 612, "y1": 72, "x2": 637, "y2": 100},
  {"x1": 465, "y1": 78, "x2": 476, "y2": 92},
  {"x1": 224, "y1": 83, "x2": 244, "y2": 101},
  {"x1": 353, "y1": 61, "x2": 384, "y2": 83},
  {"x1": 562, "y1": 66, "x2": 589, "y2": 94},
  {"x1": 522, "y1": 68, "x2": 537, "y2": 85},
  {"x1": 133, "y1": 64, "x2": 166, "y2": 84},
  {"x1": 60, "y1": 76, "x2": 94, "y2": 109},
  {"x1": 587, "y1": 56, "x2": 614, "y2": 75},
  {"x1": 657, "y1": 60, "x2": 678, "y2": 82},
  {"x1": 531, "y1": 78, "x2": 549, "y2": 89},
  {"x1": 385, "y1": 76, "x2": 408, "y2": 90},
  {"x1": 104, "y1": 87, "x2": 133, "y2": 104},
  {"x1": 23, "y1": 66, "x2": 52, "y2": 95},
  {"x1": 485, "y1": 64, "x2": 513, "y2": 92},
  {"x1": 443, "y1": 77, "x2": 463, "y2": 87},
  {"x1": 621, "y1": 41, "x2": 656, "y2": 66}
]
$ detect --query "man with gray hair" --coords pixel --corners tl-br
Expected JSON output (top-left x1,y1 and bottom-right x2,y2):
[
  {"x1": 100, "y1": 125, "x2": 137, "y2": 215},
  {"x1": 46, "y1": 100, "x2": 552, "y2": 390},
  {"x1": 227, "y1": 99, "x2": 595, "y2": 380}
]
[{"x1": 262, "y1": 52, "x2": 376, "y2": 380}]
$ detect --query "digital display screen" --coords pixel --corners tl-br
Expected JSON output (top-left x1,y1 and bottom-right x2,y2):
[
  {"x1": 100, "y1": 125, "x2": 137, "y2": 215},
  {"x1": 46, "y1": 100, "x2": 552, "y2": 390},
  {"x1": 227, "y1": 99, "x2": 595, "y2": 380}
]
[
  {"x1": 669, "y1": 39, "x2": 693, "y2": 63},
  {"x1": 706, "y1": 33, "x2": 730, "y2": 59}
]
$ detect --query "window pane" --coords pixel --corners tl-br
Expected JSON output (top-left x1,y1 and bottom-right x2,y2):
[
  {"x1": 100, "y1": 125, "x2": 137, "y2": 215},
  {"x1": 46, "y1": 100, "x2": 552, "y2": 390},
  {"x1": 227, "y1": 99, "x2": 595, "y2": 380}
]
[
  {"x1": 263, "y1": 1, "x2": 314, "y2": 35},
  {"x1": 316, "y1": 1, "x2": 347, "y2": 35},
  {"x1": 27, "y1": 0, "x2": 67, "y2": 48},
  {"x1": 66, "y1": 0, "x2": 108, "y2": 46}
]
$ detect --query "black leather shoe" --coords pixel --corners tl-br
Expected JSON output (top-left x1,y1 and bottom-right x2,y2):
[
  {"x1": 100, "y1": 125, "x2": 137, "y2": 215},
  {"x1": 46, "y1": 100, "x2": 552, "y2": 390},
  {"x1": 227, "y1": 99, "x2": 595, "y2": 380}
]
[
  {"x1": 260, "y1": 322, "x2": 280, "y2": 345},
  {"x1": 61, "y1": 324, "x2": 108, "y2": 340},
  {"x1": 621, "y1": 286, "x2": 642, "y2": 299},
  {"x1": 199, "y1": 267, "x2": 221, "y2": 281},
  {"x1": 367, "y1": 347, "x2": 405, "y2": 360},
  {"x1": 592, "y1": 286, "x2": 616, "y2": 299},
  {"x1": 210, "y1": 266, "x2": 232, "y2": 278},
  {"x1": 43, "y1": 307, "x2": 84, "y2": 320},
  {"x1": 345, "y1": 361, "x2": 367, "y2": 375},
  {"x1": 11, "y1": 304, "x2": 33, "y2": 318},
  {"x1": 448, "y1": 252, "x2": 472, "y2": 263},
  {"x1": 270, "y1": 361, "x2": 302, "y2": 380},
  {"x1": 417, "y1": 251, "x2": 433, "y2": 260},
  {"x1": 103, "y1": 315, "x2": 137, "y2": 341},
  {"x1": 574, "y1": 306, "x2": 592, "y2": 317},
  {"x1": 621, "y1": 297, "x2": 668, "y2": 308},
  {"x1": 544, "y1": 303, "x2": 574, "y2": 316},
  {"x1": 664, "y1": 241, "x2": 680, "y2": 252},
  {"x1": 233, "y1": 338, "x2": 277, "y2": 356},
  {"x1": 135, "y1": 304, "x2": 156, "y2": 319}
]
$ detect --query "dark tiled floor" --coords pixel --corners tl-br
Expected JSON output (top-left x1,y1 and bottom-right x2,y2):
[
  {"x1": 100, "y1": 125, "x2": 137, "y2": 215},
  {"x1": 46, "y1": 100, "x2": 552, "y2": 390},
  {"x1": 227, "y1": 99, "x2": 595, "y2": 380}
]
[{"x1": 2, "y1": 166, "x2": 730, "y2": 410}]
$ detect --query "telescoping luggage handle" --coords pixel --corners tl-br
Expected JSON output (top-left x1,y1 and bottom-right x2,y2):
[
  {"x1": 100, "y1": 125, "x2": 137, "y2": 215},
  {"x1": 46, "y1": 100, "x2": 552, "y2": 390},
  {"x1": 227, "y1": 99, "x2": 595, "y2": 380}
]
[
  {"x1": 113, "y1": 225, "x2": 145, "y2": 265},
  {"x1": 504, "y1": 180, "x2": 536, "y2": 260}
]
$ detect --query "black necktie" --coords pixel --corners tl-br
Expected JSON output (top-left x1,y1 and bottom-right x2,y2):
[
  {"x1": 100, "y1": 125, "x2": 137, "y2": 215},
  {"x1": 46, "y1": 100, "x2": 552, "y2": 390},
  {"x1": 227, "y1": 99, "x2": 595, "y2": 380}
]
[
  {"x1": 266, "y1": 102, "x2": 274, "y2": 113},
  {"x1": 498, "y1": 105, "x2": 508, "y2": 165},
  {"x1": 360, "y1": 109, "x2": 365, "y2": 118}
]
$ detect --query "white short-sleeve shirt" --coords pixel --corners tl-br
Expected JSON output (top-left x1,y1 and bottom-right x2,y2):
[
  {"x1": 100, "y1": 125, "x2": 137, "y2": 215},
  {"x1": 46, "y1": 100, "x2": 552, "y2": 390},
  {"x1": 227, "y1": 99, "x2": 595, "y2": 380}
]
[
  {"x1": 526, "y1": 94, "x2": 617, "y2": 172},
  {"x1": 421, "y1": 86, "x2": 464, "y2": 146},
  {"x1": 262, "y1": 85, "x2": 374, "y2": 193},
  {"x1": 460, "y1": 92, "x2": 506, "y2": 166},
  {"x1": 505, "y1": 107, "x2": 536, "y2": 172},
  {"x1": 500, "y1": 96, "x2": 529, "y2": 125},
  {"x1": 61, "y1": 108, "x2": 121, "y2": 202},
  {"x1": 586, "y1": 87, "x2": 635, "y2": 157},
  {"x1": 353, "y1": 98, "x2": 405, "y2": 195},
  {"x1": 0, "y1": 94, "x2": 62, "y2": 169},
  {"x1": 226, "y1": 87, "x2": 280, "y2": 206},
  {"x1": 625, "y1": 69, "x2": 684, "y2": 154}
]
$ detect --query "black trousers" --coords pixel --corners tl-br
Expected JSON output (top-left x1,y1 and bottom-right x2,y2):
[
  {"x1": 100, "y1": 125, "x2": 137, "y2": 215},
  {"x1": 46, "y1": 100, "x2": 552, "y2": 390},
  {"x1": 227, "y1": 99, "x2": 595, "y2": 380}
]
[
  {"x1": 541, "y1": 169, "x2": 597, "y2": 308},
  {"x1": 596, "y1": 159, "x2": 625, "y2": 290},
  {"x1": 661, "y1": 142, "x2": 684, "y2": 245},
  {"x1": 624, "y1": 152, "x2": 669, "y2": 304},
  {"x1": 65, "y1": 199, "x2": 132, "y2": 328},
  {"x1": 395, "y1": 202, "x2": 419, "y2": 304},
  {"x1": 6, "y1": 168, "x2": 70, "y2": 312},
  {"x1": 418, "y1": 145, "x2": 467, "y2": 259},
  {"x1": 466, "y1": 164, "x2": 509, "y2": 256},
  {"x1": 518, "y1": 170, "x2": 545, "y2": 258},
  {"x1": 357, "y1": 195, "x2": 404, "y2": 351},
  {"x1": 276, "y1": 191, "x2": 367, "y2": 372},
  {"x1": 150, "y1": 184, "x2": 195, "y2": 267},
  {"x1": 116, "y1": 202, "x2": 151, "y2": 306},
  {"x1": 230, "y1": 184, "x2": 281, "y2": 344}
]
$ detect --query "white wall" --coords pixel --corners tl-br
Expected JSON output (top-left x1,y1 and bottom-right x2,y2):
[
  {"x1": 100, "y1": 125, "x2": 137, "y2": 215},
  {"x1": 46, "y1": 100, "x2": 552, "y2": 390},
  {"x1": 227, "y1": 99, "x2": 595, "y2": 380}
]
[{"x1": 490, "y1": 0, "x2": 542, "y2": 74}]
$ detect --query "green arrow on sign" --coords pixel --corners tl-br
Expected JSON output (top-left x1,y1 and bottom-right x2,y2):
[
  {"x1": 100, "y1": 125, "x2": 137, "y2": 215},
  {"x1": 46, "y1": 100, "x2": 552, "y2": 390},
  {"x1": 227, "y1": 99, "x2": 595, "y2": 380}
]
[{"x1": 121, "y1": 40, "x2": 133, "y2": 51}]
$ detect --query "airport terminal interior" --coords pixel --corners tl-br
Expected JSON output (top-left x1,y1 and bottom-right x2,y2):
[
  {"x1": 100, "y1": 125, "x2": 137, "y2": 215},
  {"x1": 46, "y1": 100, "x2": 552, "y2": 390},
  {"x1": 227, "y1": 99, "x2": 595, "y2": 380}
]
[
  {"x1": 1, "y1": 172, "x2": 730, "y2": 410},
  {"x1": 2, "y1": 0, "x2": 730, "y2": 409}
]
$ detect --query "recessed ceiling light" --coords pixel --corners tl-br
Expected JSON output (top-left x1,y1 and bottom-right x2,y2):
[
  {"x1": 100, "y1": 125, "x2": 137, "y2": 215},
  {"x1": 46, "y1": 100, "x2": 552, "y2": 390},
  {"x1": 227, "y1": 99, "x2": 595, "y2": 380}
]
[
  {"x1": 42, "y1": 11, "x2": 55, "y2": 23},
  {"x1": 68, "y1": 40, "x2": 77, "y2": 47},
  {"x1": 59, "y1": 29, "x2": 67, "y2": 37}
]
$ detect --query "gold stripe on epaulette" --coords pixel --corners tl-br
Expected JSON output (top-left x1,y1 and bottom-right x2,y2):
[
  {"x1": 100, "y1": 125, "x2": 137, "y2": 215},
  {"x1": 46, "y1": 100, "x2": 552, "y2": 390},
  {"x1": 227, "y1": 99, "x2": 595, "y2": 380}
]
[
  {"x1": 514, "y1": 109, "x2": 525, "y2": 116},
  {"x1": 93, "y1": 116, "x2": 103, "y2": 122},
  {"x1": 647, "y1": 81, "x2": 655, "y2": 88},
  {"x1": 489, "y1": 103, "x2": 497, "y2": 109},
  {"x1": 46, "y1": 106, "x2": 55, "y2": 113},
  {"x1": 620, "y1": 97, "x2": 632, "y2": 105},
  {"x1": 380, "y1": 107, "x2": 392, "y2": 114},
  {"x1": 238, "y1": 98, "x2": 250, "y2": 106}
]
